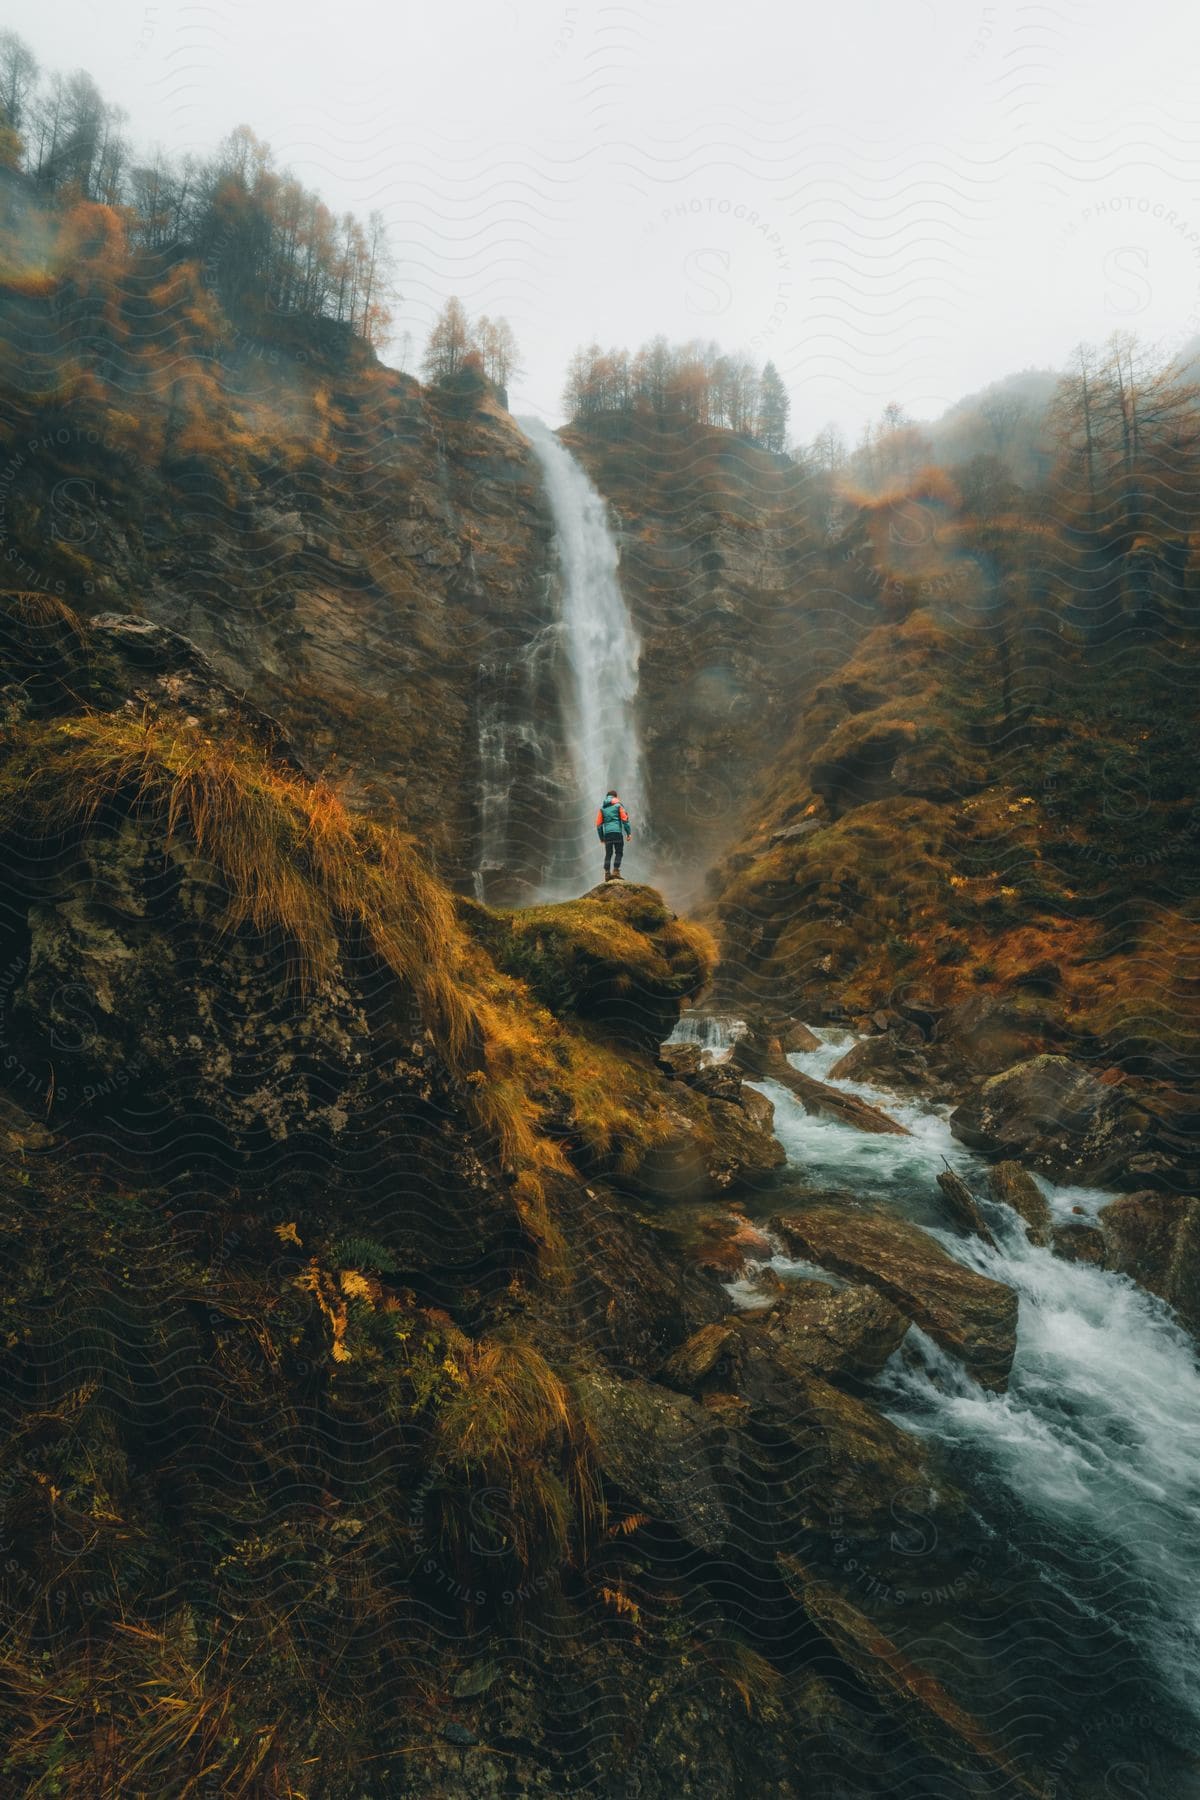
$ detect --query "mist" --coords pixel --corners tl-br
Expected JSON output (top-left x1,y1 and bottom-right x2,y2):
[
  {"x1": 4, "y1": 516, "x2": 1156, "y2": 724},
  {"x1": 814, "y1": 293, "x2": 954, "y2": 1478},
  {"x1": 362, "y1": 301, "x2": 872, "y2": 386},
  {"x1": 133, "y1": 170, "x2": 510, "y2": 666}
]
[{"x1": 13, "y1": 0, "x2": 1200, "y2": 437}]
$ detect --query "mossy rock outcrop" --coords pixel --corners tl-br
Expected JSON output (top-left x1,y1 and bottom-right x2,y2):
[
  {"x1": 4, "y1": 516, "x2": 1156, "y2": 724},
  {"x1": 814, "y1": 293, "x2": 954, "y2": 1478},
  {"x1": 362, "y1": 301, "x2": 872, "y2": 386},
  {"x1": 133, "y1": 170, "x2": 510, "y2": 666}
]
[
  {"x1": 950, "y1": 1054, "x2": 1166, "y2": 1187},
  {"x1": 473, "y1": 881, "x2": 716, "y2": 1052}
]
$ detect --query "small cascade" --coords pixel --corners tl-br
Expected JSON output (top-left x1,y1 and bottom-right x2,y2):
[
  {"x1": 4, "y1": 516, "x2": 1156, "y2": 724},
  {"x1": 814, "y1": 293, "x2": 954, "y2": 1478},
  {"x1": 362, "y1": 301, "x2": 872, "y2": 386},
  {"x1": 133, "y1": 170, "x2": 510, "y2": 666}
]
[{"x1": 665, "y1": 1013, "x2": 749, "y2": 1063}]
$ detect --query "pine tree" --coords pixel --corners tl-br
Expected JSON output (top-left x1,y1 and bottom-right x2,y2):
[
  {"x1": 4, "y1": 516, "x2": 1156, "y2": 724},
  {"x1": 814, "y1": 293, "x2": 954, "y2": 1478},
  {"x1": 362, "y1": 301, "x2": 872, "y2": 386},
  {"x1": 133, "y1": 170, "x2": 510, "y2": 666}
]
[{"x1": 757, "y1": 360, "x2": 790, "y2": 452}]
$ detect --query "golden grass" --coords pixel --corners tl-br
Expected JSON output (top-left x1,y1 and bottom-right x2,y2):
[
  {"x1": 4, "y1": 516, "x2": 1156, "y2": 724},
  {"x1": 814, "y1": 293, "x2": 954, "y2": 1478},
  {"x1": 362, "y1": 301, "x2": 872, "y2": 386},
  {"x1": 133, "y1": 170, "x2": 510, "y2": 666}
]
[
  {"x1": 0, "y1": 710, "x2": 472, "y2": 1038},
  {"x1": 0, "y1": 708, "x2": 716, "y2": 1250},
  {"x1": 0, "y1": 1623, "x2": 291, "y2": 1798},
  {"x1": 0, "y1": 589, "x2": 88, "y2": 633},
  {"x1": 434, "y1": 1333, "x2": 603, "y2": 1568}
]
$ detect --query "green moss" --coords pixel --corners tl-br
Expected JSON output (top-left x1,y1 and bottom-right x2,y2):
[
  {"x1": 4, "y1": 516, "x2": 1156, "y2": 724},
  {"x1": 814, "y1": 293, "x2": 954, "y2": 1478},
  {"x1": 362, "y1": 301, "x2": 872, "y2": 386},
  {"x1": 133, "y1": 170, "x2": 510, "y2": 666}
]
[{"x1": 468, "y1": 883, "x2": 716, "y2": 1049}]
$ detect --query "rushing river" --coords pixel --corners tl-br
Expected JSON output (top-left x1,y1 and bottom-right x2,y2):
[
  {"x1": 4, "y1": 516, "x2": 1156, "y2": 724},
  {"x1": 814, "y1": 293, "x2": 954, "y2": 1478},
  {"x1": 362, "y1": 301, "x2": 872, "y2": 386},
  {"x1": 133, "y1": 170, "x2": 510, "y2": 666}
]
[{"x1": 669, "y1": 1017, "x2": 1200, "y2": 1793}]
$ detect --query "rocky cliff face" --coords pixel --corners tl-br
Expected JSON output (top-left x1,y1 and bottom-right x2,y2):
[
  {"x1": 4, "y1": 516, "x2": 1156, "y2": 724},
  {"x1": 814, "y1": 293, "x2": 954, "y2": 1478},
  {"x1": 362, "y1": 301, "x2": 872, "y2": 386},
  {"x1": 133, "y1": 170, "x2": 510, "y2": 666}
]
[
  {"x1": 4, "y1": 278, "x2": 873, "y2": 906},
  {"x1": 0, "y1": 292, "x2": 557, "y2": 885}
]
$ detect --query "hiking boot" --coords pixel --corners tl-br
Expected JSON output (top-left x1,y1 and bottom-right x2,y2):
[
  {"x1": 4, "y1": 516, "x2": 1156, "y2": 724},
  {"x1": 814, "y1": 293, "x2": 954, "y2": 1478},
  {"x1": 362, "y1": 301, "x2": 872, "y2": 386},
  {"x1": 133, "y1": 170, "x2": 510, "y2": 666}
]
[{"x1": 604, "y1": 870, "x2": 614, "y2": 881}]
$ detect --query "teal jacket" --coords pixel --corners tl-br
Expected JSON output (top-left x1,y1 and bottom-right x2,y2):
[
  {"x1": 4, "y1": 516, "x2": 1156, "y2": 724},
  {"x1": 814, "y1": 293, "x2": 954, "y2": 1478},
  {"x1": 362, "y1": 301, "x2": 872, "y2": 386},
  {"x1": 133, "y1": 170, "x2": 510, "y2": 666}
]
[{"x1": 596, "y1": 798, "x2": 631, "y2": 840}]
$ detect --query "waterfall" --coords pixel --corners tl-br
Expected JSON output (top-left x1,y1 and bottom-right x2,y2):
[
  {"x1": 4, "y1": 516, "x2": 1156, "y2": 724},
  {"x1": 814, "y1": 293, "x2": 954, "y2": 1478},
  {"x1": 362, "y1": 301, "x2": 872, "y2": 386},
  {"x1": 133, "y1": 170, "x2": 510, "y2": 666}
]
[{"x1": 519, "y1": 418, "x2": 646, "y2": 896}]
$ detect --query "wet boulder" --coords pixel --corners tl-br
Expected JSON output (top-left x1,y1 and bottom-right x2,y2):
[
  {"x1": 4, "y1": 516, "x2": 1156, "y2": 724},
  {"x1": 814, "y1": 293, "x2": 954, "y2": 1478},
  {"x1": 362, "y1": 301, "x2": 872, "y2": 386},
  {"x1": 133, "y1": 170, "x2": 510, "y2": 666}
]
[
  {"x1": 731, "y1": 1018, "x2": 786, "y2": 1077},
  {"x1": 752, "y1": 1054, "x2": 910, "y2": 1137},
  {"x1": 1051, "y1": 1219, "x2": 1107, "y2": 1266},
  {"x1": 949, "y1": 1054, "x2": 1158, "y2": 1186},
  {"x1": 738, "y1": 1081, "x2": 778, "y2": 1137},
  {"x1": 659, "y1": 1041, "x2": 702, "y2": 1081},
  {"x1": 779, "y1": 1560, "x2": 1041, "y2": 1796},
  {"x1": 782, "y1": 1020, "x2": 823, "y2": 1054},
  {"x1": 659, "y1": 1042, "x2": 745, "y2": 1107},
  {"x1": 929, "y1": 992, "x2": 1051, "y2": 1081},
  {"x1": 661, "y1": 1321, "x2": 738, "y2": 1386},
  {"x1": 986, "y1": 1160, "x2": 1052, "y2": 1246},
  {"x1": 772, "y1": 1207, "x2": 1018, "y2": 1391},
  {"x1": 665, "y1": 1283, "x2": 909, "y2": 1394},
  {"x1": 1100, "y1": 1191, "x2": 1200, "y2": 1336},
  {"x1": 626, "y1": 1089, "x2": 786, "y2": 1204},
  {"x1": 935, "y1": 1168, "x2": 997, "y2": 1248},
  {"x1": 767, "y1": 1374, "x2": 943, "y2": 1541},
  {"x1": 743, "y1": 1283, "x2": 910, "y2": 1384},
  {"x1": 482, "y1": 882, "x2": 716, "y2": 1053},
  {"x1": 829, "y1": 1033, "x2": 932, "y2": 1095},
  {"x1": 677, "y1": 1209, "x2": 777, "y2": 1280}
]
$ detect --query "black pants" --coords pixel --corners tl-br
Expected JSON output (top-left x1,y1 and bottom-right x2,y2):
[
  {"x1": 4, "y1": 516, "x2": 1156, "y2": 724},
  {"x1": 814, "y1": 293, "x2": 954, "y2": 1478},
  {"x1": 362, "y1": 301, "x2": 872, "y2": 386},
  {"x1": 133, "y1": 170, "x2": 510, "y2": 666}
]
[{"x1": 603, "y1": 834, "x2": 624, "y2": 873}]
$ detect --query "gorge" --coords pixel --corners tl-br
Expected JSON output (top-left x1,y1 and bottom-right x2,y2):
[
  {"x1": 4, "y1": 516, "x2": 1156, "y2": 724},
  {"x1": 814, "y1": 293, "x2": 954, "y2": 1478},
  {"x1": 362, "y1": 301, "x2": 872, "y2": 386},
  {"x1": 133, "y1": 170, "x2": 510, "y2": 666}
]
[{"x1": 0, "y1": 104, "x2": 1197, "y2": 1800}]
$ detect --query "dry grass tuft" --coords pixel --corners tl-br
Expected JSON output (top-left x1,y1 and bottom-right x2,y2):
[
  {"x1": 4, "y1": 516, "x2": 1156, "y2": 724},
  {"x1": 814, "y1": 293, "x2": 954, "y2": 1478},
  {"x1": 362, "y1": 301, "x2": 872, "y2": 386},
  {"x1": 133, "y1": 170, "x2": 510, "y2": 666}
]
[{"x1": 434, "y1": 1334, "x2": 603, "y2": 1568}]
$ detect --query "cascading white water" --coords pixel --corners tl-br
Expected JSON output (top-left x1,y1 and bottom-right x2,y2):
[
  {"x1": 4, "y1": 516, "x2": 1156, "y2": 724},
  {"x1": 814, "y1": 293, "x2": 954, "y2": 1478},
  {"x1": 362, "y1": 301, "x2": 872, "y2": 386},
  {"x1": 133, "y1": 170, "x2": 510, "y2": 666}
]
[
  {"x1": 666, "y1": 1013, "x2": 749, "y2": 1062},
  {"x1": 520, "y1": 418, "x2": 645, "y2": 894},
  {"x1": 749, "y1": 1026, "x2": 1200, "y2": 1757}
]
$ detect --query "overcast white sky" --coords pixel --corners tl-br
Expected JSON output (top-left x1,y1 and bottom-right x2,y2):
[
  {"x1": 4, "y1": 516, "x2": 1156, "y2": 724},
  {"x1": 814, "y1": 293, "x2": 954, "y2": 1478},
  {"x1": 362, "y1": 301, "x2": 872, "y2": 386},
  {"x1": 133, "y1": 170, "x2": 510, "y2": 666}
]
[{"x1": 18, "y1": 0, "x2": 1200, "y2": 438}]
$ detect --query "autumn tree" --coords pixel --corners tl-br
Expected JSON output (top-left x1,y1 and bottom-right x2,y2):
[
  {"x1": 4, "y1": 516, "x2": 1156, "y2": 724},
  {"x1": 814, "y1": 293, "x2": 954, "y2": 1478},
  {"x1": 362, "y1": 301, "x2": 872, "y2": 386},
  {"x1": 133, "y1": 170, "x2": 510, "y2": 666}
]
[
  {"x1": 422, "y1": 297, "x2": 472, "y2": 381},
  {"x1": 1048, "y1": 342, "x2": 1104, "y2": 525},
  {"x1": 1049, "y1": 336, "x2": 1200, "y2": 549},
  {"x1": 0, "y1": 38, "x2": 397, "y2": 348},
  {"x1": 980, "y1": 392, "x2": 1029, "y2": 458},
  {"x1": 473, "y1": 315, "x2": 521, "y2": 391}
]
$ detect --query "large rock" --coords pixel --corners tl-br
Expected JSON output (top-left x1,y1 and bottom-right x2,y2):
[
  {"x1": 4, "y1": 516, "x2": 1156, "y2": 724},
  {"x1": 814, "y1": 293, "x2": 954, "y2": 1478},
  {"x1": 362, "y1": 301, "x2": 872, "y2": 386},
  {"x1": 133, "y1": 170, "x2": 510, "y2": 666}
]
[
  {"x1": 12, "y1": 822, "x2": 380, "y2": 1152},
  {"x1": 659, "y1": 1288, "x2": 931, "y2": 1542},
  {"x1": 746, "y1": 1051, "x2": 910, "y2": 1138},
  {"x1": 986, "y1": 1161, "x2": 1052, "y2": 1246},
  {"x1": 1100, "y1": 1191, "x2": 1200, "y2": 1335},
  {"x1": 1052, "y1": 1219, "x2": 1107, "y2": 1266},
  {"x1": 660, "y1": 1041, "x2": 747, "y2": 1107},
  {"x1": 829, "y1": 1034, "x2": 932, "y2": 1095},
  {"x1": 665, "y1": 1283, "x2": 909, "y2": 1393},
  {"x1": 767, "y1": 1373, "x2": 939, "y2": 1540},
  {"x1": 779, "y1": 1560, "x2": 1041, "y2": 1796},
  {"x1": 575, "y1": 1372, "x2": 734, "y2": 1552},
  {"x1": 935, "y1": 1168, "x2": 997, "y2": 1248},
  {"x1": 481, "y1": 882, "x2": 715, "y2": 1053},
  {"x1": 659, "y1": 1041, "x2": 703, "y2": 1081},
  {"x1": 627, "y1": 1088, "x2": 786, "y2": 1204},
  {"x1": 949, "y1": 1055, "x2": 1160, "y2": 1186},
  {"x1": 772, "y1": 1207, "x2": 1018, "y2": 1390},
  {"x1": 738, "y1": 1081, "x2": 778, "y2": 1138},
  {"x1": 929, "y1": 993, "x2": 1052, "y2": 1080},
  {"x1": 741, "y1": 1283, "x2": 910, "y2": 1384}
]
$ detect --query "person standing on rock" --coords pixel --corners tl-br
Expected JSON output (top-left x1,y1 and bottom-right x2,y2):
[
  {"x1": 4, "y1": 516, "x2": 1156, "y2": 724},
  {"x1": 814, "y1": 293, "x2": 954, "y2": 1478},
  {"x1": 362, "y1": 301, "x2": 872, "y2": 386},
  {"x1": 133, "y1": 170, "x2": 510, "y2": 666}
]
[{"x1": 596, "y1": 789, "x2": 631, "y2": 881}]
